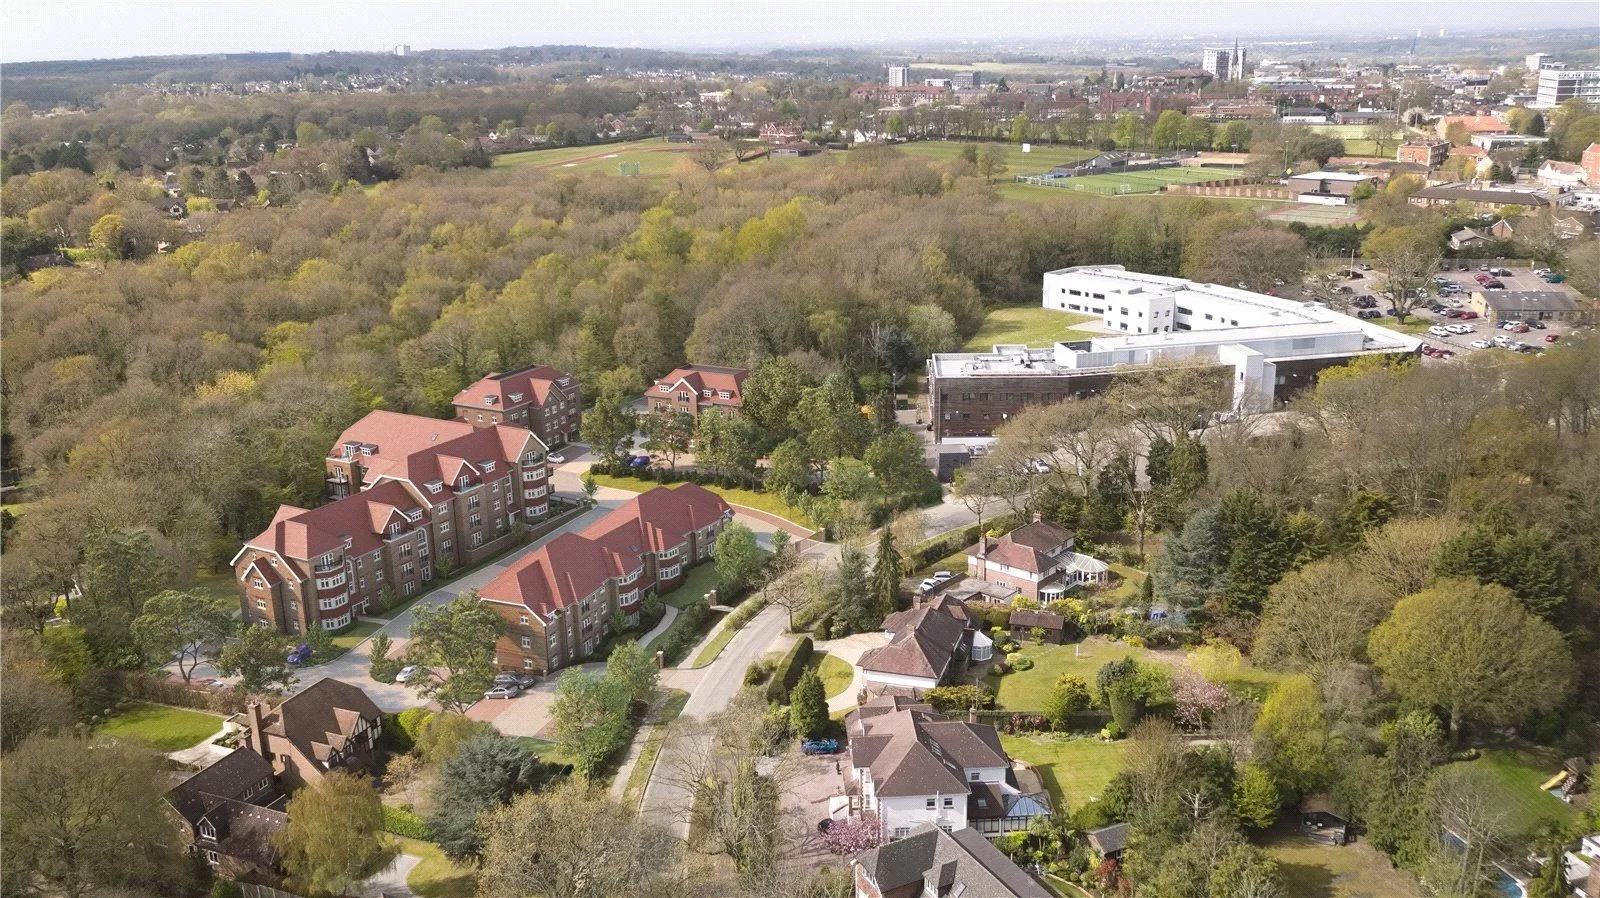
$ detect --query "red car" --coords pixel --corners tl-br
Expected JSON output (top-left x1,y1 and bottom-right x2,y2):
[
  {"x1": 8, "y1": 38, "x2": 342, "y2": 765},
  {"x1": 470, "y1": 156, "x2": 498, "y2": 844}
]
[
  {"x1": 1474, "y1": 274, "x2": 1491, "y2": 284},
  {"x1": 1460, "y1": 311, "x2": 1479, "y2": 320},
  {"x1": 1512, "y1": 324, "x2": 1530, "y2": 333},
  {"x1": 1545, "y1": 333, "x2": 1559, "y2": 343}
]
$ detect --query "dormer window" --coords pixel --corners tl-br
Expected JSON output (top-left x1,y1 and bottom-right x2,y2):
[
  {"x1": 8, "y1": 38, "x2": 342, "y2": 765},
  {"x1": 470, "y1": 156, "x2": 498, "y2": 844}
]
[
  {"x1": 702, "y1": 389, "x2": 713, "y2": 397},
  {"x1": 509, "y1": 392, "x2": 524, "y2": 403},
  {"x1": 718, "y1": 390, "x2": 732, "y2": 399},
  {"x1": 199, "y1": 819, "x2": 216, "y2": 840},
  {"x1": 483, "y1": 395, "x2": 498, "y2": 405},
  {"x1": 388, "y1": 523, "x2": 401, "y2": 536},
  {"x1": 405, "y1": 509, "x2": 423, "y2": 522},
  {"x1": 482, "y1": 461, "x2": 495, "y2": 473},
  {"x1": 458, "y1": 476, "x2": 470, "y2": 489},
  {"x1": 425, "y1": 480, "x2": 443, "y2": 494},
  {"x1": 658, "y1": 384, "x2": 672, "y2": 392}
]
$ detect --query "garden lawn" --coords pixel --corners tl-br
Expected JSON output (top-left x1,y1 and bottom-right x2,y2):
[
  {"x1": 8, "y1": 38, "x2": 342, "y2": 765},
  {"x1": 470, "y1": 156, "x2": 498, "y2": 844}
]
[
  {"x1": 993, "y1": 639, "x2": 1156, "y2": 710},
  {"x1": 1260, "y1": 823, "x2": 1425, "y2": 898},
  {"x1": 331, "y1": 619, "x2": 382, "y2": 650},
  {"x1": 811, "y1": 652, "x2": 854, "y2": 699},
  {"x1": 585, "y1": 474, "x2": 814, "y2": 528},
  {"x1": 1453, "y1": 747, "x2": 1579, "y2": 838},
  {"x1": 999, "y1": 734, "x2": 1125, "y2": 810},
  {"x1": 394, "y1": 836, "x2": 476, "y2": 898},
  {"x1": 962, "y1": 306, "x2": 1100, "y2": 351},
  {"x1": 99, "y1": 702, "x2": 223, "y2": 751}
]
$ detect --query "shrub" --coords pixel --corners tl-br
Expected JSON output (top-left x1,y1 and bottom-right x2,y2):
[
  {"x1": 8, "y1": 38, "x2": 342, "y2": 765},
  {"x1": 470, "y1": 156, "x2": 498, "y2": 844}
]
[
  {"x1": 382, "y1": 803, "x2": 428, "y2": 839},
  {"x1": 393, "y1": 708, "x2": 434, "y2": 751},
  {"x1": 923, "y1": 685, "x2": 994, "y2": 716},
  {"x1": 1123, "y1": 635, "x2": 1146, "y2": 649},
  {"x1": 210, "y1": 881, "x2": 244, "y2": 898},
  {"x1": 1012, "y1": 656, "x2": 1035, "y2": 672},
  {"x1": 744, "y1": 658, "x2": 775, "y2": 686},
  {"x1": 765, "y1": 636, "x2": 814, "y2": 704},
  {"x1": 989, "y1": 661, "x2": 1011, "y2": 676}
]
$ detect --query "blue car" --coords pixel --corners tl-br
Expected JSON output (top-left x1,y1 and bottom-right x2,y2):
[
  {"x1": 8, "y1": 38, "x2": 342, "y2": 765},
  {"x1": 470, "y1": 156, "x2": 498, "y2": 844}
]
[
  {"x1": 801, "y1": 738, "x2": 839, "y2": 755},
  {"x1": 627, "y1": 454, "x2": 651, "y2": 469},
  {"x1": 286, "y1": 643, "x2": 313, "y2": 666}
]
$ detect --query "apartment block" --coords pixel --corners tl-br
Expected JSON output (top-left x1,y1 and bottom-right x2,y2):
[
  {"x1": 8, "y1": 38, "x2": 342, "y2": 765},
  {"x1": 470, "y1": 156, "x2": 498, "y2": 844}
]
[
  {"x1": 646, "y1": 364, "x2": 748, "y2": 420},
  {"x1": 452, "y1": 364, "x2": 580, "y2": 447},
  {"x1": 1396, "y1": 138, "x2": 1450, "y2": 167},
  {"x1": 478, "y1": 484, "x2": 732, "y2": 673},
  {"x1": 1535, "y1": 68, "x2": 1600, "y2": 109},
  {"x1": 235, "y1": 411, "x2": 553, "y2": 634}
]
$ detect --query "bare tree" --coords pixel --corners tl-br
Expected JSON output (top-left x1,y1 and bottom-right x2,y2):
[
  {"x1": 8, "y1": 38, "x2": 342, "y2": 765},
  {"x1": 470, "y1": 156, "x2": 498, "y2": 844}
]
[{"x1": 693, "y1": 142, "x2": 730, "y2": 172}]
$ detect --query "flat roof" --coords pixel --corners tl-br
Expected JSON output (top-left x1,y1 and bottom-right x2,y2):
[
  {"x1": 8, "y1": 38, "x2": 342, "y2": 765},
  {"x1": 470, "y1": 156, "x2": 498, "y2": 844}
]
[
  {"x1": 1287, "y1": 171, "x2": 1371, "y2": 182},
  {"x1": 1475, "y1": 291, "x2": 1580, "y2": 312}
]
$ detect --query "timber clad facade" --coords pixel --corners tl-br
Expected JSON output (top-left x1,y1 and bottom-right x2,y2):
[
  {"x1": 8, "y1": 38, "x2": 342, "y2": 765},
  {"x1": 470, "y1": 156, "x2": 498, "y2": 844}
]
[
  {"x1": 453, "y1": 364, "x2": 581, "y2": 447},
  {"x1": 479, "y1": 484, "x2": 733, "y2": 674},
  {"x1": 235, "y1": 411, "x2": 552, "y2": 635}
]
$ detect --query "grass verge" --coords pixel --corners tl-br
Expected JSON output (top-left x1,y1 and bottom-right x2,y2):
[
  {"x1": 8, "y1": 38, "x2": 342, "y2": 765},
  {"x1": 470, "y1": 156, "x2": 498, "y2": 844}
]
[
  {"x1": 100, "y1": 702, "x2": 223, "y2": 751},
  {"x1": 621, "y1": 688, "x2": 691, "y2": 811},
  {"x1": 690, "y1": 626, "x2": 738, "y2": 668}
]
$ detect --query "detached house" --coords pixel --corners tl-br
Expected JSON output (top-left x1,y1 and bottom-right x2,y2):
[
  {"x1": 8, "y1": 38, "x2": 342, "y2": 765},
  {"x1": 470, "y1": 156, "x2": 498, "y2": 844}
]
[
  {"x1": 966, "y1": 515, "x2": 1108, "y2": 603},
  {"x1": 453, "y1": 364, "x2": 581, "y2": 447},
  {"x1": 479, "y1": 484, "x2": 733, "y2": 673},
  {"x1": 858, "y1": 602, "x2": 983, "y2": 692},
  {"x1": 231, "y1": 678, "x2": 383, "y2": 790},
  {"x1": 646, "y1": 364, "x2": 748, "y2": 420},
  {"x1": 167, "y1": 747, "x2": 288, "y2": 878},
  {"x1": 236, "y1": 411, "x2": 553, "y2": 635},
  {"x1": 846, "y1": 695, "x2": 1050, "y2": 840},
  {"x1": 852, "y1": 824, "x2": 1051, "y2": 898}
]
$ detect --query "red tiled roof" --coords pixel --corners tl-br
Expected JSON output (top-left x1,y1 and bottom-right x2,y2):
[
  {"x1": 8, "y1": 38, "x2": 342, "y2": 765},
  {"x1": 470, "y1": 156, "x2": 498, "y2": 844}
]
[
  {"x1": 246, "y1": 480, "x2": 424, "y2": 562},
  {"x1": 480, "y1": 533, "x2": 621, "y2": 617},
  {"x1": 454, "y1": 364, "x2": 577, "y2": 410},
  {"x1": 587, "y1": 483, "x2": 732, "y2": 553},
  {"x1": 967, "y1": 520, "x2": 1075, "y2": 574},
  {"x1": 650, "y1": 365, "x2": 748, "y2": 408},
  {"x1": 332, "y1": 410, "x2": 544, "y2": 498}
]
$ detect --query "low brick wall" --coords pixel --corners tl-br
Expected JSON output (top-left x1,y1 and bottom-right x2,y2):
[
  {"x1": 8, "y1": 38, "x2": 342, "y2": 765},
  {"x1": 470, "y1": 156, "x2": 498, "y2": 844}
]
[{"x1": 1165, "y1": 181, "x2": 1294, "y2": 199}]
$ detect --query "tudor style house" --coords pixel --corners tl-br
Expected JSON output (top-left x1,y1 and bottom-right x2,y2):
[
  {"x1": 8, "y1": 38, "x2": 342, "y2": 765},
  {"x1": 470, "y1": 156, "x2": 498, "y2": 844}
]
[
  {"x1": 166, "y1": 747, "x2": 288, "y2": 878},
  {"x1": 852, "y1": 824, "x2": 1051, "y2": 898},
  {"x1": 478, "y1": 484, "x2": 733, "y2": 673},
  {"x1": 966, "y1": 515, "x2": 1108, "y2": 604},
  {"x1": 846, "y1": 695, "x2": 1051, "y2": 841},
  {"x1": 231, "y1": 678, "x2": 383, "y2": 790},
  {"x1": 236, "y1": 411, "x2": 552, "y2": 634},
  {"x1": 646, "y1": 364, "x2": 749, "y2": 420},
  {"x1": 453, "y1": 364, "x2": 581, "y2": 447}
]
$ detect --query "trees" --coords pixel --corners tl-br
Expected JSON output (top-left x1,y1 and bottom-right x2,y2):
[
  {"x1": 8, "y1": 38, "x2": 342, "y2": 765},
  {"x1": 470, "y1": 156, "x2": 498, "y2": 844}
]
[
  {"x1": 274, "y1": 772, "x2": 395, "y2": 897},
  {"x1": 765, "y1": 438, "x2": 814, "y2": 502},
  {"x1": 1, "y1": 736, "x2": 191, "y2": 898},
  {"x1": 478, "y1": 779, "x2": 682, "y2": 898},
  {"x1": 403, "y1": 591, "x2": 505, "y2": 714},
  {"x1": 581, "y1": 387, "x2": 637, "y2": 467},
  {"x1": 869, "y1": 527, "x2": 904, "y2": 614},
  {"x1": 426, "y1": 733, "x2": 542, "y2": 860},
  {"x1": 1042, "y1": 675, "x2": 1092, "y2": 730},
  {"x1": 604, "y1": 639, "x2": 660, "y2": 708},
  {"x1": 714, "y1": 523, "x2": 766, "y2": 595},
  {"x1": 1253, "y1": 675, "x2": 1332, "y2": 796},
  {"x1": 1362, "y1": 224, "x2": 1444, "y2": 322},
  {"x1": 1368, "y1": 579, "x2": 1575, "y2": 744},
  {"x1": 1253, "y1": 559, "x2": 1391, "y2": 674},
  {"x1": 865, "y1": 427, "x2": 937, "y2": 509},
  {"x1": 551, "y1": 669, "x2": 631, "y2": 777},
  {"x1": 131, "y1": 589, "x2": 234, "y2": 683},
  {"x1": 641, "y1": 408, "x2": 694, "y2": 470},
  {"x1": 976, "y1": 145, "x2": 1007, "y2": 182},
  {"x1": 215, "y1": 624, "x2": 295, "y2": 692},
  {"x1": 789, "y1": 666, "x2": 828, "y2": 738},
  {"x1": 695, "y1": 409, "x2": 762, "y2": 481},
  {"x1": 1232, "y1": 763, "x2": 1280, "y2": 829}
]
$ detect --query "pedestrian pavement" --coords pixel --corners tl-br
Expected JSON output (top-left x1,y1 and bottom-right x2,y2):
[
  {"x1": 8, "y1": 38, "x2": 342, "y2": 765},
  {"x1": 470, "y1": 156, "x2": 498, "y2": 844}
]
[{"x1": 355, "y1": 852, "x2": 421, "y2": 898}]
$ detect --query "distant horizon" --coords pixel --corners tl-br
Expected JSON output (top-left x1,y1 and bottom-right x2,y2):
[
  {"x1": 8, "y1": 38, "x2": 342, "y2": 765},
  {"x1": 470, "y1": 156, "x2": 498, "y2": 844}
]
[{"x1": 3, "y1": 0, "x2": 1595, "y2": 65}]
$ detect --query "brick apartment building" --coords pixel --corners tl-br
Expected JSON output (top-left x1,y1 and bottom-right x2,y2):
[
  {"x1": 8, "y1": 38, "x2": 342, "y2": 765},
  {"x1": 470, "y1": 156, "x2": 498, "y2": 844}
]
[
  {"x1": 646, "y1": 364, "x2": 748, "y2": 420},
  {"x1": 1396, "y1": 138, "x2": 1450, "y2": 167},
  {"x1": 234, "y1": 411, "x2": 553, "y2": 634},
  {"x1": 452, "y1": 364, "x2": 580, "y2": 447},
  {"x1": 479, "y1": 484, "x2": 732, "y2": 673}
]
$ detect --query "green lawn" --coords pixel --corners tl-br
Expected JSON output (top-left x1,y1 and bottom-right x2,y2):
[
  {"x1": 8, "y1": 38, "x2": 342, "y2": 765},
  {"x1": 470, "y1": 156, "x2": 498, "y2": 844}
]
[
  {"x1": 1029, "y1": 166, "x2": 1242, "y2": 196},
  {"x1": 897, "y1": 140, "x2": 1098, "y2": 172},
  {"x1": 493, "y1": 138, "x2": 698, "y2": 176},
  {"x1": 812, "y1": 652, "x2": 854, "y2": 699},
  {"x1": 100, "y1": 702, "x2": 223, "y2": 751},
  {"x1": 331, "y1": 619, "x2": 382, "y2": 650},
  {"x1": 621, "y1": 689, "x2": 691, "y2": 810},
  {"x1": 999, "y1": 734, "x2": 1125, "y2": 810},
  {"x1": 1374, "y1": 315, "x2": 1432, "y2": 335},
  {"x1": 1450, "y1": 747, "x2": 1579, "y2": 838},
  {"x1": 993, "y1": 639, "x2": 1156, "y2": 710},
  {"x1": 962, "y1": 306, "x2": 1099, "y2": 351},
  {"x1": 512, "y1": 736, "x2": 574, "y2": 768},
  {"x1": 1260, "y1": 824, "x2": 1425, "y2": 898},
  {"x1": 690, "y1": 625, "x2": 738, "y2": 668},
  {"x1": 586, "y1": 474, "x2": 815, "y2": 528},
  {"x1": 994, "y1": 181, "x2": 1288, "y2": 208},
  {"x1": 394, "y1": 836, "x2": 476, "y2": 898}
]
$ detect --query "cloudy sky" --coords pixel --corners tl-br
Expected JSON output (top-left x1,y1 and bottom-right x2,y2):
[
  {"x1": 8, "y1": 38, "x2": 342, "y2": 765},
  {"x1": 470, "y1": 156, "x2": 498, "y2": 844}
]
[{"x1": 3, "y1": 0, "x2": 1591, "y2": 63}]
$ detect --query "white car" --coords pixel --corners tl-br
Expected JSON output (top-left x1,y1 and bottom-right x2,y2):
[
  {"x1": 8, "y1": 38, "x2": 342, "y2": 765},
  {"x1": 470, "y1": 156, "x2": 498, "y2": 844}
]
[
  {"x1": 1469, "y1": 340, "x2": 1492, "y2": 349},
  {"x1": 1447, "y1": 324, "x2": 1473, "y2": 335},
  {"x1": 931, "y1": 571, "x2": 955, "y2": 584},
  {"x1": 1427, "y1": 326, "x2": 1451, "y2": 338},
  {"x1": 918, "y1": 578, "x2": 940, "y2": 595},
  {"x1": 547, "y1": 452, "x2": 568, "y2": 465}
]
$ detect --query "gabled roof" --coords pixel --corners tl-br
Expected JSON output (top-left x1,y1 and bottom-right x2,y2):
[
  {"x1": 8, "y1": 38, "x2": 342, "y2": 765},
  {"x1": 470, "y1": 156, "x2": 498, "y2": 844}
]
[
  {"x1": 855, "y1": 825, "x2": 1050, "y2": 898},
  {"x1": 651, "y1": 365, "x2": 748, "y2": 406},
  {"x1": 454, "y1": 364, "x2": 577, "y2": 410},
  {"x1": 968, "y1": 519, "x2": 1076, "y2": 574},
  {"x1": 849, "y1": 705, "x2": 1009, "y2": 798},
  {"x1": 1087, "y1": 822, "x2": 1130, "y2": 855},
  {"x1": 254, "y1": 678, "x2": 380, "y2": 771},
  {"x1": 586, "y1": 483, "x2": 732, "y2": 553},
  {"x1": 330, "y1": 411, "x2": 545, "y2": 499},
  {"x1": 245, "y1": 479, "x2": 425, "y2": 562},
  {"x1": 861, "y1": 605, "x2": 967, "y2": 681},
  {"x1": 198, "y1": 798, "x2": 289, "y2": 867},
  {"x1": 168, "y1": 748, "x2": 276, "y2": 827},
  {"x1": 1009, "y1": 609, "x2": 1066, "y2": 630},
  {"x1": 480, "y1": 532, "x2": 621, "y2": 617}
]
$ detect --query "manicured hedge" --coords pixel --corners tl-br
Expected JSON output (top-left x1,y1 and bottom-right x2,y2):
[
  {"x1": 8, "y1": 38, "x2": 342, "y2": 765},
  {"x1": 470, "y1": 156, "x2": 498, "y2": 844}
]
[
  {"x1": 382, "y1": 803, "x2": 427, "y2": 839},
  {"x1": 766, "y1": 636, "x2": 814, "y2": 704}
]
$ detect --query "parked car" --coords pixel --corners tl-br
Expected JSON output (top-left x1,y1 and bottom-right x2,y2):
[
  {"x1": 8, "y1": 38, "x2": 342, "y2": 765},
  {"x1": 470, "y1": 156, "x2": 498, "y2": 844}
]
[
  {"x1": 1480, "y1": 263, "x2": 1491, "y2": 271},
  {"x1": 1543, "y1": 273, "x2": 1566, "y2": 283},
  {"x1": 1545, "y1": 333, "x2": 1560, "y2": 343},
  {"x1": 1458, "y1": 263, "x2": 1469, "y2": 271},
  {"x1": 1485, "y1": 281, "x2": 1505, "y2": 290},
  {"x1": 1428, "y1": 326, "x2": 1450, "y2": 338},
  {"x1": 483, "y1": 685, "x2": 523, "y2": 700},
  {"x1": 1511, "y1": 324, "x2": 1529, "y2": 333},
  {"x1": 1436, "y1": 350, "x2": 1454, "y2": 360},
  {"x1": 918, "y1": 578, "x2": 940, "y2": 595},
  {"x1": 801, "y1": 738, "x2": 840, "y2": 755},
  {"x1": 1525, "y1": 320, "x2": 1546, "y2": 329},
  {"x1": 1469, "y1": 340, "x2": 1492, "y2": 349},
  {"x1": 1460, "y1": 312, "x2": 1478, "y2": 320},
  {"x1": 627, "y1": 454, "x2": 651, "y2": 469},
  {"x1": 286, "y1": 643, "x2": 313, "y2": 666},
  {"x1": 547, "y1": 452, "x2": 568, "y2": 465},
  {"x1": 931, "y1": 571, "x2": 955, "y2": 584},
  {"x1": 1474, "y1": 274, "x2": 1491, "y2": 285},
  {"x1": 395, "y1": 665, "x2": 421, "y2": 683}
]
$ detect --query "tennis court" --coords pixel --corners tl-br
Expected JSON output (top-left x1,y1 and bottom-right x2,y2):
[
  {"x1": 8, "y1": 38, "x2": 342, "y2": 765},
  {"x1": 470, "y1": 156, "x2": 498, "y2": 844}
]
[
  {"x1": 1016, "y1": 167, "x2": 1240, "y2": 195},
  {"x1": 1265, "y1": 204, "x2": 1362, "y2": 225}
]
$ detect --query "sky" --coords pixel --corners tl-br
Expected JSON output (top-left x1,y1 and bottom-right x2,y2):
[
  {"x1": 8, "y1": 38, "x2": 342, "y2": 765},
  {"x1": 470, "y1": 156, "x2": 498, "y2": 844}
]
[{"x1": 2, "y1": 0, "x2": 1593, "y2": 63}]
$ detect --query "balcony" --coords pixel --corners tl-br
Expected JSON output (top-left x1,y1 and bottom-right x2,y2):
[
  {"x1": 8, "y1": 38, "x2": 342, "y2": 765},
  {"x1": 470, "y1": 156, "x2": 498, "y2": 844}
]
[{"x1": 312, "y1": 558, "x2": 344, "y2": 574}]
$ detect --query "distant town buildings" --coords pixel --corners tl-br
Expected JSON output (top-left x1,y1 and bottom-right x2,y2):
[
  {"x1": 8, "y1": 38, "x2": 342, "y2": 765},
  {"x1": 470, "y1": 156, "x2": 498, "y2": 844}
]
[
  {"x1": 951, "y1": 70, "x2": 981, "y2": 90},
  {"x1": 1397, "y1": 138, "x2": 1450, "y2": 167},
  {"x1": 888, "y1": 66, "x2": 911, "y2": 87},
  {"x1": 1534, "y1": 67, "x2": 1600, "y2": 109},
  {"x1": 1201, "y1": 42, "x2": 1248, "y2": 82}
]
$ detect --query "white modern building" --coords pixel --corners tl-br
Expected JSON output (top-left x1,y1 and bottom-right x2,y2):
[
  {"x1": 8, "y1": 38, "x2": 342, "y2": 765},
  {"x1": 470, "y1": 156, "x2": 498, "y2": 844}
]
[
  {"x1": 888, "y1": 66, "x2": 911, "y2": 87},
  {"x1": 1202, "y1": 43, "x2": 1247, "y2": 82},
  {"x1": 1534, "y1": 68, "x2": 1600, "y2": 109}
]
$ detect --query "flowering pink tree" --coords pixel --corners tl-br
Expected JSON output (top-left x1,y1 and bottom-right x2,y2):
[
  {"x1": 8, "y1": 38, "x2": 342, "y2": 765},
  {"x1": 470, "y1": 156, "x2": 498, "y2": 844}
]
[
  {"x1": 1173, "y1": 668, "x2": 1229, "y2": 729},
  {"x1": 822, "y1": 813, "x2": 884, "y2": 854}
]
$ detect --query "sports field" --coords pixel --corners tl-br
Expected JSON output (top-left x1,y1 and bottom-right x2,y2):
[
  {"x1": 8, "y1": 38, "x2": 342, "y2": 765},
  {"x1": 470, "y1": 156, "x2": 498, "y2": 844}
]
[
  {"x1": 493, "y1": 138, "x2": 701, "y2": 176},
  {"x1": 1264, "y1": 203, "x2": 1363, "y2": 226},
  {"x1": 897, "y1": 140, "x2": 1097, "y2": 171},
  {"x1": 1020, "y1": 166, "x2": 1240, "y2": 195}
]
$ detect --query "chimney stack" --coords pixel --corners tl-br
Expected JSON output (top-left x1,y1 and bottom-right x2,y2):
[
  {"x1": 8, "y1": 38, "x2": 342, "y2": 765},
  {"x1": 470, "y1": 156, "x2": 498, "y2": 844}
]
[
  {"x1": 248, "y1": 702, "x2": 270, "y2": 760},
  {"x1": 1032, "y1": 511, "x2": 1042, "y2": 523},
  {"x1": 969, "y1": 704, "x2": 979, "y2": 724}
]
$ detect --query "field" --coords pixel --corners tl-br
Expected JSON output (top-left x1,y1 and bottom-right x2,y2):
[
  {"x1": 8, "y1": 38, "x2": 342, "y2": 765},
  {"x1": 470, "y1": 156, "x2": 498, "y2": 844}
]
[
  {"x1": 991, "y1": 639, "x2": 1157, "y2": 710},
  {"x1": 999, "y1": 734, "x2": 1126, "y2": 809},
  {"x1": 585, "y1": 473, "x2": 814, "y2": 528},
  {"x1": 99, "y1": 702, "x2": 223, "y2": 751},
  {"x1": 962, "y1": 306, "x2": 1099, "y2": 351},
  {"x1": 1449, "y1": 747, "x2": 1579, "y2": 838},
  {"x1": 1264, "y1": 204, "x2": 1363, "y2": 226},
  {"x1": 1021, "y1": 166, "x2": 1241, "y2": 196},
  {"x1": 1261, "y1": 824, "x2": 1425, "y2": 898},
  {"x1": 493, "y1": 138, "x2": 699, "y2": 177},
  {"x1": 896, "y1": 140, "x2": 1097, "y2": 172},
  {"x1": 995, "y1": 181, "x2": 1288, "y2": 209}
]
